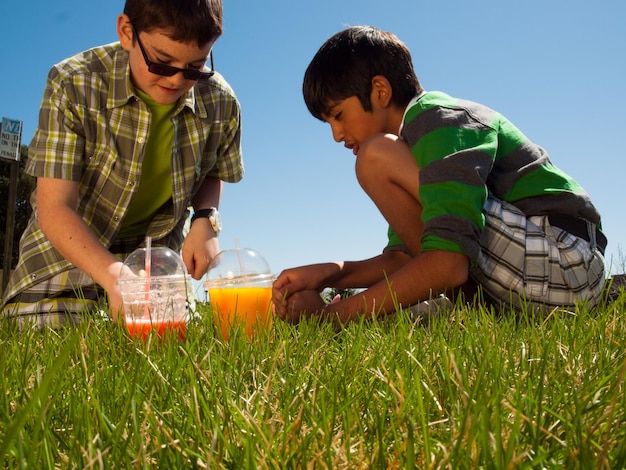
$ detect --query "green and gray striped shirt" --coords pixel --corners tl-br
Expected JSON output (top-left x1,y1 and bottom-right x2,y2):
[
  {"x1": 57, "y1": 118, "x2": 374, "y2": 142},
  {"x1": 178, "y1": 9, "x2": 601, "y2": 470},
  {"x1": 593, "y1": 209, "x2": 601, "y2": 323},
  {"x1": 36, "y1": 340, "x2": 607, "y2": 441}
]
[{"x1": 393, "y1": 91, "x2": 601, "y2": 261}]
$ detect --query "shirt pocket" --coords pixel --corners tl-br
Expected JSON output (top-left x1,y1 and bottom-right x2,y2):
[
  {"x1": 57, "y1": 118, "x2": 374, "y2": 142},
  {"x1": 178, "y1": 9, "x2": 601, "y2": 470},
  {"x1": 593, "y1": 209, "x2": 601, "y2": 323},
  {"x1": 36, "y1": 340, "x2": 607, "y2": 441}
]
[{"x1": 79, "y1": 145, "x2": 131, "y2": 215}]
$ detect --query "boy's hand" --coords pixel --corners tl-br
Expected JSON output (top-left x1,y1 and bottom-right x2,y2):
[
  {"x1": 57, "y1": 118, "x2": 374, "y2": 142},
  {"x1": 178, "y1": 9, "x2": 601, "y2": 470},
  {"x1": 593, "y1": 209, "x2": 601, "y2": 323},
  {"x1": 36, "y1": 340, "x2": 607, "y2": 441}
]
[
  {"x1": 275, "y1": 289, "x2": 326, "y2": 323},
  {"x1": 272, "y1": 267, "x2": 317, "y2": 317},
  {"x1": 181, "y1": 220, "x2": 220, "y2": 279},
  {"x1": 104, "y1": 260, "x2": 130, "y2": 323},
  {"x1": 107, "y1": 289, "x2": 124, "y2": 323},
  {"x1": 273, "y1": 263, "x2": 338, "y2": 298},
  {"x1": 272, "y1": 263, "x2": 340, "y2": 321}
]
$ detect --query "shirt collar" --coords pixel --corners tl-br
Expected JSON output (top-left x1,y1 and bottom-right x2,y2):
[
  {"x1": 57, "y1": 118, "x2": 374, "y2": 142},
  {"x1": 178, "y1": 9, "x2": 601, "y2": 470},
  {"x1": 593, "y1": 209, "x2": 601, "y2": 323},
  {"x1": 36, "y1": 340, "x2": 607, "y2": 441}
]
[
  {"x1": 398, "y1": 91, "x2": 426, "y2": 135},
  {"x1": 107, "y1": 47, "x2": 136, "y2": 109}
]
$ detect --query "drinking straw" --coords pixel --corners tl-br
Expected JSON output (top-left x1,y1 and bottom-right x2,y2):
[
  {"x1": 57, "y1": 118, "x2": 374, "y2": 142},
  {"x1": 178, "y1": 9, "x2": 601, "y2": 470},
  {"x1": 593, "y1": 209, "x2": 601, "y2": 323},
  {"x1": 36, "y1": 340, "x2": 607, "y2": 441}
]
[
  {"x1": 144, "y1": 236, "x2": 152, "y2": 317},
  {"x1": 234, "y1": 238, "x2": 246, "y2": 281}
]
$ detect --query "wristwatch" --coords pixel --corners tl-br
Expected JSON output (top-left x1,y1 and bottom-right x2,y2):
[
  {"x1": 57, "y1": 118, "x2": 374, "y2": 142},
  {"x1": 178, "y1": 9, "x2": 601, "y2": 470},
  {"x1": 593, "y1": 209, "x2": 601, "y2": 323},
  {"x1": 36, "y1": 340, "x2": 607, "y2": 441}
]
[{"x1": 191, "y1": 207, "x2": 222, "y2": 236}]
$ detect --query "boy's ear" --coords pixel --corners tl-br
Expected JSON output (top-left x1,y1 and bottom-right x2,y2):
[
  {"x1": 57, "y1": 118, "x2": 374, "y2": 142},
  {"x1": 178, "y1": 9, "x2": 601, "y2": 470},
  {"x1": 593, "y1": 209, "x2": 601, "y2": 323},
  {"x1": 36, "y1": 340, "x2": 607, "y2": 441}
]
[
  {"x1": 371, "y1": 75, "x2": 393, "y2": 108},
  {"x1": 117, "y1": 14, "x2": 134, "y2": 51}
]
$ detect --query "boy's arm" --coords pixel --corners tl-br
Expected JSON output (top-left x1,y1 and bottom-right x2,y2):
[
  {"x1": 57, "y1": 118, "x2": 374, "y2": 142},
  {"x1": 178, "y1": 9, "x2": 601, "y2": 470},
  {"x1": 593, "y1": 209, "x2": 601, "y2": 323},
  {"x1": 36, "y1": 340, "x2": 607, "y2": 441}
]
[
  {"x1": 272, "y1": 249, "x2": 411, "y2": 318},
  {"x1": 276, "y1": 249, "x2": 469, "y2": 325},
  {"x1": 324, "y1": 250, "x2": 469, "y2": 326},
  {"x1": 181, "y1": 176, "x2": 222, "y2": 279},
  {"x1": 36, "y1": 177, "x2": 127, "y2": 321},
  {"x1": 324, "y1": 249, "x2": 413, "y2": 288}
]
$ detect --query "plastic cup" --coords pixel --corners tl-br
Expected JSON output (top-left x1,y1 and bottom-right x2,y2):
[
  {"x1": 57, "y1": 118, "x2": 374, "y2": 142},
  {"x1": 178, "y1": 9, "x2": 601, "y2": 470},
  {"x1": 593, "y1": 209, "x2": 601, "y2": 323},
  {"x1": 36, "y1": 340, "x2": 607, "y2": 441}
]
[
  {"x1": 117, "y1": 246, "x2": 191, "y2": 340},
  {"x1": 204, "y1": 248, "x2": 274, "y2": 340}
]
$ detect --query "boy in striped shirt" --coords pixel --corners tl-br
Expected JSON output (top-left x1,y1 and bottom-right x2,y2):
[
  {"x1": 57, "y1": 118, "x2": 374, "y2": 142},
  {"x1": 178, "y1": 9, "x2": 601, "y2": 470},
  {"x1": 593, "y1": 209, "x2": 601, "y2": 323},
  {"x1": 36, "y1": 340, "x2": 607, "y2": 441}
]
[{"x1": 272, "y1": 26, "x2": 606, "y2": 325}]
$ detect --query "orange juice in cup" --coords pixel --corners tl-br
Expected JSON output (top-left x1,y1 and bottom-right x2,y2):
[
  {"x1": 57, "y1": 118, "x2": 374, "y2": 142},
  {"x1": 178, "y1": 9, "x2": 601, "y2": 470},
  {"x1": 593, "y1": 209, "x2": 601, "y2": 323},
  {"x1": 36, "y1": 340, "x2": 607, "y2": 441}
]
[
  {"x1": 205, "y1": 248, "x2": 274, "y2": 341},
  {"x1": 208, "y1": 285, "x2": 273, "y2": 340}
]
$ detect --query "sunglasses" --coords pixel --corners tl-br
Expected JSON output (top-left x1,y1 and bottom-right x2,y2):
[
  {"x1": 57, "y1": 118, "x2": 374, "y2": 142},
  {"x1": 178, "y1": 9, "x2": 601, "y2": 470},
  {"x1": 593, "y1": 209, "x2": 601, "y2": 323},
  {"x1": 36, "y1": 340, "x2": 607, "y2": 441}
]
[{"x1": 132, "y1": 25, "x2": 215, "y2": 81}]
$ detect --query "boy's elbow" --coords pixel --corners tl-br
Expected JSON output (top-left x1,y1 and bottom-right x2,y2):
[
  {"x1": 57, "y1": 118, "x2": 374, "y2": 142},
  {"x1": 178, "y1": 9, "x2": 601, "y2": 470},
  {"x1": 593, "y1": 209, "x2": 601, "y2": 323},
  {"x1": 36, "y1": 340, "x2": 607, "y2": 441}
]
[
  {"x1": 452, "y1": 265, "x2": 469, "y2": 288},
  {"x1": 443, "y1": 251, "x2": 470, "y2": 288}
]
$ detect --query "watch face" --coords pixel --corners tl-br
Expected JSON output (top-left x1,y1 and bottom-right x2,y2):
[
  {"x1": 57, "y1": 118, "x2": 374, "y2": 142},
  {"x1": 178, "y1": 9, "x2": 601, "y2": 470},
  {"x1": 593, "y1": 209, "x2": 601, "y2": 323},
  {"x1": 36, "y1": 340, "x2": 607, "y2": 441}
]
[{"x1": 210, "y1": 211, "x2": 222, "y2": 233}]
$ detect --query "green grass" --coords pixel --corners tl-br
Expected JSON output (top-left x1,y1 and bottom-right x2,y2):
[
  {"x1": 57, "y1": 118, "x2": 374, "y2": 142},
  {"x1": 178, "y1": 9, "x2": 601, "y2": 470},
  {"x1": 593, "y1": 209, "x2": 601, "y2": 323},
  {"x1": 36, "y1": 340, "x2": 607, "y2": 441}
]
[{"x1": 2, "y1": 294, "x2": 626, "y2": 469}]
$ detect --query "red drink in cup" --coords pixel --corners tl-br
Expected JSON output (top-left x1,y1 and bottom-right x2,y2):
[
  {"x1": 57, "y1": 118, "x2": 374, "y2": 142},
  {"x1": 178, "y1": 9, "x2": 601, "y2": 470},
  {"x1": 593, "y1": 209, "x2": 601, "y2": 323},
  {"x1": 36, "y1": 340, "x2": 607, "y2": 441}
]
[
  {"x1": 126, "y1": 319, "x2": 187, "y2": 340},
  {"x1": 118, "y1": 246, "x2": 191, "y2": 341}
]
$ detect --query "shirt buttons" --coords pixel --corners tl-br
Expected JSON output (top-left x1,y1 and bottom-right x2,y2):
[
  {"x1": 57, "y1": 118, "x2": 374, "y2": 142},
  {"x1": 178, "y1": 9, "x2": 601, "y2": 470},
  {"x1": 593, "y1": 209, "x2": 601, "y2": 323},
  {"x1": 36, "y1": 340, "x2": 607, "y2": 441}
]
[{"x1": 138, "y1": 137, "x2": 145, "y2": 144}]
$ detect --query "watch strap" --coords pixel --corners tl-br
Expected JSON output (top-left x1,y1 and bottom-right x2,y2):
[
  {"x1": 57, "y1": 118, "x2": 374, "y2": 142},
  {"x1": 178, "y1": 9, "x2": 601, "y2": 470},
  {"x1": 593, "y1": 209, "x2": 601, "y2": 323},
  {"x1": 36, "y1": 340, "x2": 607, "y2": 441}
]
[{"x1": 191, "y1": 208, "x2": 216, "y2": 224}]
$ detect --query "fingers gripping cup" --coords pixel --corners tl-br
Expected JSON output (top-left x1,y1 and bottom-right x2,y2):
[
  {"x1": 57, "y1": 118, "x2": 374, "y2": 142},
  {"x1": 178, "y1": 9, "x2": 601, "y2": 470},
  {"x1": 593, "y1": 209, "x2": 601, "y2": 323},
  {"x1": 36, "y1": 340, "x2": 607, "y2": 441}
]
[
  {"x1": 118, "y1": 246, "x2": 191, "y2": 340},
  {"x1": 205, "y1": 248, "x2": 274, "y2": 340}
]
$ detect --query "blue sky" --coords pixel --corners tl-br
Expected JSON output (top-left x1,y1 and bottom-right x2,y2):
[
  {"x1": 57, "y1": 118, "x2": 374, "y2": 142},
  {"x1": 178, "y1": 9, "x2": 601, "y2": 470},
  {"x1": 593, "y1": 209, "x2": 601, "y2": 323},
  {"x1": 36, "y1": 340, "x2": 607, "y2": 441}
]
[{"x1": 1, "y1": 0, "x2": 625, "y2": 290}]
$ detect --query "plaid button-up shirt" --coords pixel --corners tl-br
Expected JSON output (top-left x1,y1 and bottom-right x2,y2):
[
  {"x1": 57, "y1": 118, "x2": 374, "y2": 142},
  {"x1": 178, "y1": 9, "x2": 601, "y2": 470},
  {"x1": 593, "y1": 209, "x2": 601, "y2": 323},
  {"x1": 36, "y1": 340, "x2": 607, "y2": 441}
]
[{"x1": 3, "y1": 42, "x2": 243, "y2": 304}]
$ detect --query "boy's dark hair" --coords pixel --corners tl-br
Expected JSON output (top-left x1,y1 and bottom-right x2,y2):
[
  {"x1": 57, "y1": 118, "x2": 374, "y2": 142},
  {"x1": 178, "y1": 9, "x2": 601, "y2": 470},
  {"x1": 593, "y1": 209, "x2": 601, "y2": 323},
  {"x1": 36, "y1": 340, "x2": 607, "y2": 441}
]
[
  {"x1": 124, "y1": 0, "x2": 222, "y2": 47},
  {"x1": 303, "y1": 26, "x2": 423, "y2": 121}
]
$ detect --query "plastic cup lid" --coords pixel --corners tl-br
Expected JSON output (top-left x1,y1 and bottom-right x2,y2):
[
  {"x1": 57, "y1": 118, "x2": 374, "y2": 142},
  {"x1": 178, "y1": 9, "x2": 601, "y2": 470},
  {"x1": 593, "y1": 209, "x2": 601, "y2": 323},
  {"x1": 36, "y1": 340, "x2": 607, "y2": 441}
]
[
  {"x1": 118, "y1": 246, "x2": 188, "y2": 280},
  {"x1": 204, "y1": 247, "x2": 273, "y2": 288}
]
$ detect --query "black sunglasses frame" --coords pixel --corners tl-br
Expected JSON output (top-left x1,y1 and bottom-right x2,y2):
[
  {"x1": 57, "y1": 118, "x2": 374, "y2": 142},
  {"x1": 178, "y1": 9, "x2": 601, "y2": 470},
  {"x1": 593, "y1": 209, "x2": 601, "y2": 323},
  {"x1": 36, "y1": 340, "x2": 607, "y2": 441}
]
[{"x1": 132, "y1": 25, "x2": 215, "y2": 81}]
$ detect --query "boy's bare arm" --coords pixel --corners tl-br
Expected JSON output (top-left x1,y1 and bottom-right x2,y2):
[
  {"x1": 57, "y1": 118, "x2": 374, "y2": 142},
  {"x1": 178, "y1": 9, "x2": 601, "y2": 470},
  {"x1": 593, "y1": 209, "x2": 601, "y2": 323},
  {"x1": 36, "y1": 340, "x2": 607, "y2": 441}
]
[
  {"x1": 272, "y1": 250, "x2": 411, "y2": 319},
  {"x1": 314, "y1": 250, "x2": 469, "y2": 326},
  {"x1": 324, "y1": 250, "x2": 413, "y2": 288},
  {"x1": 36, "y1": 177, "x2": 126, "y2": 320},
  {"x1": 273, "y1": 249, "x2": 410, "y2": 294}
]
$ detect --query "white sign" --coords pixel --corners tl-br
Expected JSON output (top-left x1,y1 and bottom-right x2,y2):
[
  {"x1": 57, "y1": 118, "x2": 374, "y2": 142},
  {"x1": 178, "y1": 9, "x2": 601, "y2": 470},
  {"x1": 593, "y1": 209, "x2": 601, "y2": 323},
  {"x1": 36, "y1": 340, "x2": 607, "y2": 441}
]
[{"x1": 0, "y1": 117, "x2": 23, "y2": 161}]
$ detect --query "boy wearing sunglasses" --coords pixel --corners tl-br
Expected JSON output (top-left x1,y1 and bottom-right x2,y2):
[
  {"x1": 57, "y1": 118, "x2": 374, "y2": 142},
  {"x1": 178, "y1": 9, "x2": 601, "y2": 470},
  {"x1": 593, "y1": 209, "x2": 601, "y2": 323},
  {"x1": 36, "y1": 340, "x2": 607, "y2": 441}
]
[
  {"x1": 1, "y1": 0, "x2": 243, "y2": 327},
  {"x1": 272, "y1": 26, "x2": 607, "y2": 326}
]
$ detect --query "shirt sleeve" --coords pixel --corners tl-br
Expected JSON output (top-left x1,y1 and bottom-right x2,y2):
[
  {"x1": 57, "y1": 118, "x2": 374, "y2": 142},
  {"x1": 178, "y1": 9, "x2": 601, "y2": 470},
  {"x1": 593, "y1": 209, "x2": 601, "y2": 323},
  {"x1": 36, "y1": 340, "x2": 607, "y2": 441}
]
[
  {"x1": 402, "y1": 101, "x2": 499, "y2": 261},
  {"x1": 205, "y1": 77, "x2": 244, "y2": 183},
  {"x1": 26, "y1": 65, "x2": 86, "y2": 182}
]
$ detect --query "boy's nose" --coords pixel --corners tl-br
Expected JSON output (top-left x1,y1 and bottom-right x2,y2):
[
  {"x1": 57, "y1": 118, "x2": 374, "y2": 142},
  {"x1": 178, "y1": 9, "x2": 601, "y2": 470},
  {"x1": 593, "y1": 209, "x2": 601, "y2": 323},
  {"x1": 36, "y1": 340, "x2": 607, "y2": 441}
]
[{"x1": 329, "y1": 122, "x2": 344, "y2": 143}]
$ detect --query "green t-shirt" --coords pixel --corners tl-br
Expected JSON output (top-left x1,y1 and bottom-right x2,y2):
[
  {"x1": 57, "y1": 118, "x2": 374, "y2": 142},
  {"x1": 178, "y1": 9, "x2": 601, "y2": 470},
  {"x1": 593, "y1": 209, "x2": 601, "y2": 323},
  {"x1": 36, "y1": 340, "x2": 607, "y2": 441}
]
[{"x1": 118, "y1": 90, "x2": 175, "y2": 238}]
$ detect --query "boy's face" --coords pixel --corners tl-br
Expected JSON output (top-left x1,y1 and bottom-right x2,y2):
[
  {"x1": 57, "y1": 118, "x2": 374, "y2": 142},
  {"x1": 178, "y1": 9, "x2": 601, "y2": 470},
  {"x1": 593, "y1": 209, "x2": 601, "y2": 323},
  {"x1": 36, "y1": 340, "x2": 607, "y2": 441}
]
[
  {"x1": 323, "y1": 94, "x2": 392, "y2": 156},
  {"x1": 119, "y1": 17, "x2": 215, "y2": 105}
]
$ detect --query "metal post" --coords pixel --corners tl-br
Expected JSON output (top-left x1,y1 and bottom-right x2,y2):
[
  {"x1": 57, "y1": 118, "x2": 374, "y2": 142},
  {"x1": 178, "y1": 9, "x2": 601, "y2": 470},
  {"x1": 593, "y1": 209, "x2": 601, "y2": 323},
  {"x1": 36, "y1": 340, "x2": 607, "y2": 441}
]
[{"x1": 2, "y1": 159, "x2": 18, "y2": 293}]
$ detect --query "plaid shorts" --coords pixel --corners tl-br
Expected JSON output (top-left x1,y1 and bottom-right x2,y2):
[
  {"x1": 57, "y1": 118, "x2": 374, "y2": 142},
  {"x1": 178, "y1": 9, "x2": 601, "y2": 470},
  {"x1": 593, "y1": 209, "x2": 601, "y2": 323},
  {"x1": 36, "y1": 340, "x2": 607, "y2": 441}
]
[
  {"x1": 470, "y1": 196, "x2": 606, "y2": 311},
  {"x1": 1, "y1": 236, "x2": 144, "y2": 329},
  {"x1": 1, "y1": 269, "x2": 110, "y2": 329}
]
